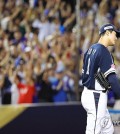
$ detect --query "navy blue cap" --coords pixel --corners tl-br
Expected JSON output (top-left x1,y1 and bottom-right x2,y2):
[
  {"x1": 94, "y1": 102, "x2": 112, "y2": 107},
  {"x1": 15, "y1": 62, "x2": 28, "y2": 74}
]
[{"x1": 99, "y1": 23, "x2": 120, "y2": 38}]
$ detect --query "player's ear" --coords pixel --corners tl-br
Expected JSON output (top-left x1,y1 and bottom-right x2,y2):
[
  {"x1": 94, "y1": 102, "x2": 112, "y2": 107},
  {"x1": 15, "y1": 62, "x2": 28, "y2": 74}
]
[{"x1": 105, "y1": 30, "x2": 109, "y2": 36}]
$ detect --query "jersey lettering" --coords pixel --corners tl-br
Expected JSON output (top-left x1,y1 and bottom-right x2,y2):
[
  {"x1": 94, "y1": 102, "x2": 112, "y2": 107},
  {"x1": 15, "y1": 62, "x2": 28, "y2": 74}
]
[{"x1": 86, "y1": 58, "x2": 90, "y2": 75}]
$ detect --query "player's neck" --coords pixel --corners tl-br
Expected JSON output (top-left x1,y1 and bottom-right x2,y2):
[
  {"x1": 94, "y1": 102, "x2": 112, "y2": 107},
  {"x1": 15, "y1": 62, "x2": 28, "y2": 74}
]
[{"x1": 98, "y1": 37, "x2": 109, "y2": 47}]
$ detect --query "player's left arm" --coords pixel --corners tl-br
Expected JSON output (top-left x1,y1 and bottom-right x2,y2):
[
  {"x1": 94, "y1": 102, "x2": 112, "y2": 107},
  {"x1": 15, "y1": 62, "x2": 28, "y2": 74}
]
[{"x1": 107, "y1": 73, "x2": 120, "y2": 98}]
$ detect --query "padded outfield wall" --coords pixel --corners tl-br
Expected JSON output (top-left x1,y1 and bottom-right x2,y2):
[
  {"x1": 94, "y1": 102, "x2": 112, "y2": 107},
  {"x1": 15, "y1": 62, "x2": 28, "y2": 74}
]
[
  {"x1": 0, "y1": 102, "x2": 86, "y2": 134},
  {"x1": 0, "y1": 102, "x2": 120, "y2": 134}
]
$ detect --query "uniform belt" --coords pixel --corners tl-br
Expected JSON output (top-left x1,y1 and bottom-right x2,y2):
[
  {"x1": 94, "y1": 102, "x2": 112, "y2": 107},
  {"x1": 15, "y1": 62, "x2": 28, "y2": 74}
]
[{"x1": 84, "y1": 87, "x2": 107, "y2": 93}]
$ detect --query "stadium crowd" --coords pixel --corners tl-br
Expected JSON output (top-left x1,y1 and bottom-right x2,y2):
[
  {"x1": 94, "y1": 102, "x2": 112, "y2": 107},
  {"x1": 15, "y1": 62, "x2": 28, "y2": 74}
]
[{"x1": 0, "y1": 0, "x2": 120, "y2": 106}]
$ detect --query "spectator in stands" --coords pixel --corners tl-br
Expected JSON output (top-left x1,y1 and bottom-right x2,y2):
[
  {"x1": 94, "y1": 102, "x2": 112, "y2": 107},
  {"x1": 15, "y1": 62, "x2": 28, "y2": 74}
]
[
  {"x1": 16, "y1": 70, "x2": 36, "y2": 104},
  {"x1": 0, "y1": 67, "x2": 12, "y2": 105}
]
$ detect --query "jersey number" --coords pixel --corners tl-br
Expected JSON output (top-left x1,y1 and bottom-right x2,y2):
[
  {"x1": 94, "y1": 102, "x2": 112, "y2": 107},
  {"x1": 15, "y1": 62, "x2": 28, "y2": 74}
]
[{"x1": 86, "y1": 58, "x2": 90, "y2": 75}]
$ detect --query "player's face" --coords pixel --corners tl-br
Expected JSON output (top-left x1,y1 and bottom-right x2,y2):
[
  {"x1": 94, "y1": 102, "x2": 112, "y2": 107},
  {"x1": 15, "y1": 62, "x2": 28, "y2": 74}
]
[{"x1": 109, "y1": 31, "x2": 117, "y2": 45}]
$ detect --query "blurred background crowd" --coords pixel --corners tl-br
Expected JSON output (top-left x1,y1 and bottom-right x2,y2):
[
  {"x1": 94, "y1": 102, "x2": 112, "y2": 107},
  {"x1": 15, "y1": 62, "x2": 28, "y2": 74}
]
[{"x1": 0, "y1": 0, "x2": 120, "y2": 106}]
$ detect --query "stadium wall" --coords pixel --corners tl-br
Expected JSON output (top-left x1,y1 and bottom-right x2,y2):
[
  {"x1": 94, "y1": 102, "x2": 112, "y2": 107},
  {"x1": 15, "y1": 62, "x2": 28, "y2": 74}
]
[{"x1": 0, "y1": 102, "x2": 87, "y2": 134}]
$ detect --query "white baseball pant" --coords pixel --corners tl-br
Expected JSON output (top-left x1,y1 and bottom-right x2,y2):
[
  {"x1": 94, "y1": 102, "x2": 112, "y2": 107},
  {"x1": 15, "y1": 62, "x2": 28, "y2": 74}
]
[{"x1": 81, "y1": 87, "x2": 114, "y2": 134}]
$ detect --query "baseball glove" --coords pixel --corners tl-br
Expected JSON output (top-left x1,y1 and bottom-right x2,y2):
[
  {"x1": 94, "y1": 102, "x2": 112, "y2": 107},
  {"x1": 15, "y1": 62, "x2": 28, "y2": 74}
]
[{"x1": 94, "y1": 71, "x2": 111, "y2": 92}]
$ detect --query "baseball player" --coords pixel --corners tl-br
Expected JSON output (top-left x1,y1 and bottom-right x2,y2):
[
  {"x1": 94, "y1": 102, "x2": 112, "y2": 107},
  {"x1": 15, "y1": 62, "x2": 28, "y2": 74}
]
[{"x1": 81, "y1": 23, "x2": 120, "y2": 134}]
